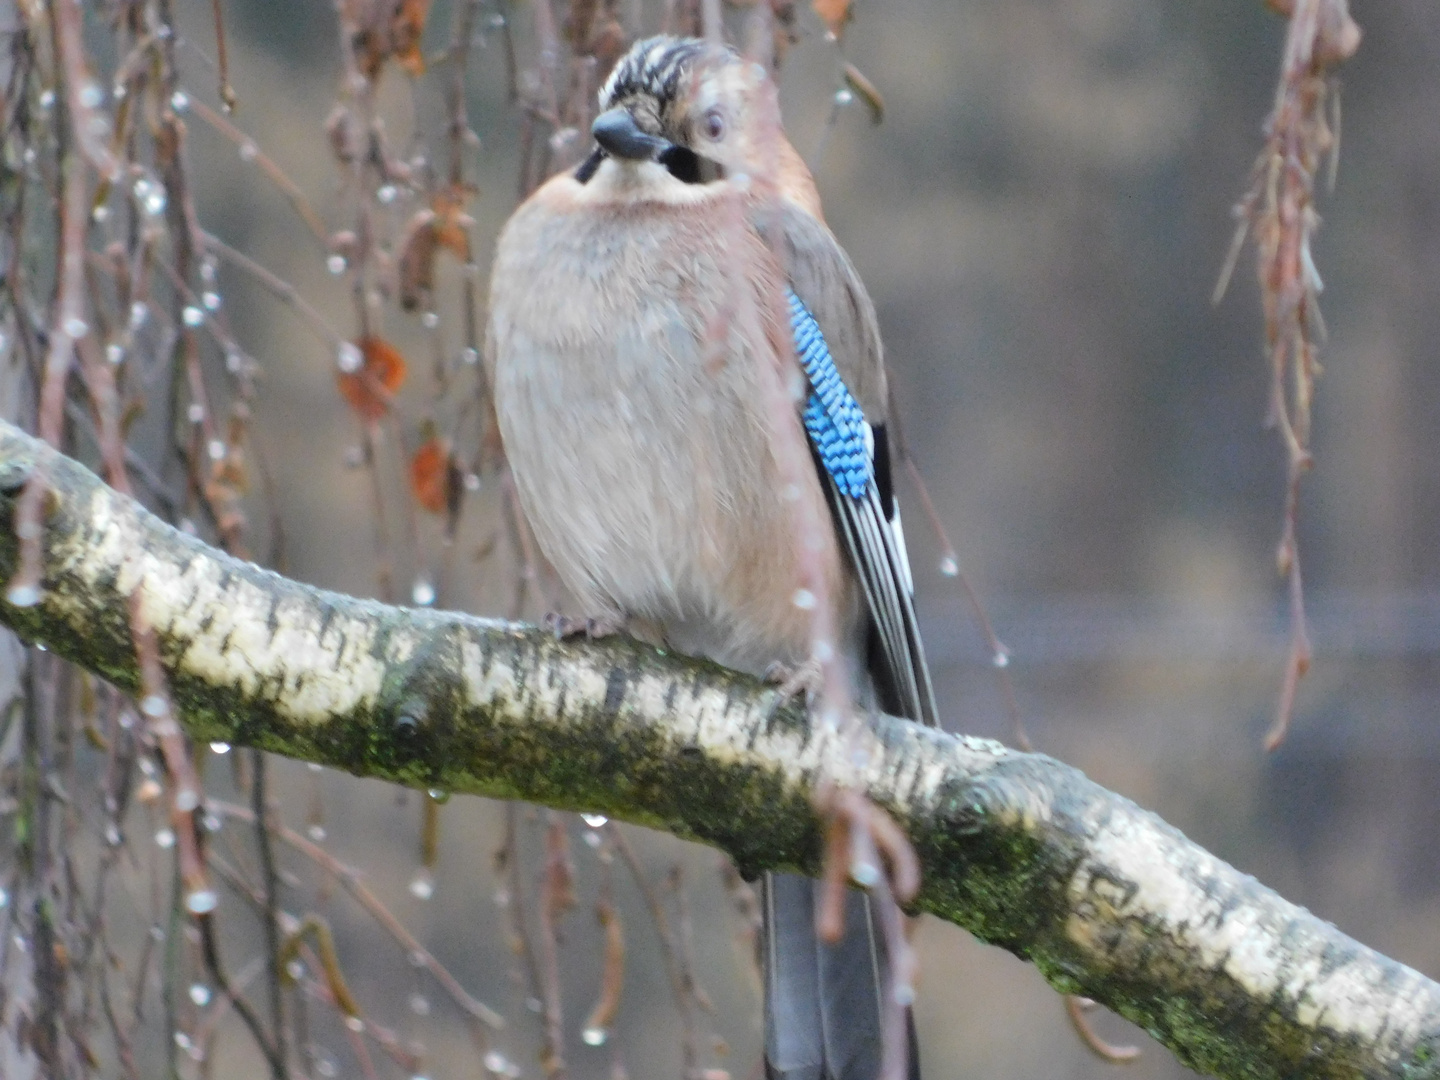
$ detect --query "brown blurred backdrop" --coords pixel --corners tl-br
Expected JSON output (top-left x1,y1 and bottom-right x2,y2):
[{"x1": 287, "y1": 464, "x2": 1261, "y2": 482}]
[{"x1": 163, "y1": 0, "x2": 1440, "y2": 1077}]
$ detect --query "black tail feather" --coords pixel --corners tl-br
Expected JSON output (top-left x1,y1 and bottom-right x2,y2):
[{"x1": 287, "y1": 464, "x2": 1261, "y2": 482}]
[{"x1": 762, "y1": 873, "x2": 921, "y2": 1080}]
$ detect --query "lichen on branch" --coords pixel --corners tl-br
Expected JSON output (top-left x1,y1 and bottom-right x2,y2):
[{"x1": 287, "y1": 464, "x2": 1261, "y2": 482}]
[{"x1": 1, "y1": 419, "x2": 1439, "y2": 1080}]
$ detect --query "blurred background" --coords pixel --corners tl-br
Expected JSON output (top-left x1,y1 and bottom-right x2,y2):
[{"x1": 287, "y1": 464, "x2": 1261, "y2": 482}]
[{"x1": 7, "y1": 0, "x2": 1440, "y2": 1077}]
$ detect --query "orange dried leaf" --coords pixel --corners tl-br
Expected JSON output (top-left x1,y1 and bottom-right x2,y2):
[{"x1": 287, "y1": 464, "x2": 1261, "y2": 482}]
[
  {"x1": 431, "y1": 186, "x2": 474, "y2": 258},
  {"x1": 394, "y1": 0, "x2": 431, "y2": 76},
  {"x1": 410, "y1": 436, "x2": 450, "y2": 514},
  {"x1": 582, "y1": 896, "x2": 625, "y2": 1042},
  {"x1": 399, "y1": 186, "x2": 475, "y2": 310},
  {"x1": 337, "y1": 336, "x2": 408, "y2": 421},
  {"x1": 350, "y1": 0, "x2": 432, "y2": 80},
  {"x1": 589, "y1": 17, "x2": 627, "y2": 70},
  {"x1": 812, "y1": 0, "x2": 851, "y2": 36}
]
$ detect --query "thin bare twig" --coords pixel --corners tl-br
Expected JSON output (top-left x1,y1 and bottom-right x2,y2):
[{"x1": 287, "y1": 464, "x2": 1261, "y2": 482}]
[
  {"x1": 211, "y1": 800, "x2": 505, "y2": 1032},
  {"x1": 1065, "y1": 995, "x2": 1141, "y2": 1063},
  {"x1": 188, "y1": 98, "x2": 328, "y2": 242},
  {"x1": 582, "y1": 834, "x2": 625, "y2": 1046},
  {"x1": 899, "y1": 455, "x2": 1028, "y2": 749},
  {"x1": 537, "y1": 812, "x2": 575, "y2": 1078},
  {"x1": 209, "y1": 0, "x2": 237, "y2": 112},
  {"x1": 251, "y1": 749, "x2": 290, "y2": 1079},
  {"x1": 608, "y1": 825, "x2": 705, "y2": 1078}
]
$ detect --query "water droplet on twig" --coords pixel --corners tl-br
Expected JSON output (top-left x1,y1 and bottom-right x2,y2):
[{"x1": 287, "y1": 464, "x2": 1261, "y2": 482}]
[
  {"x1": 336, "y1": 342, "x2": 362, "y2": 373},
  {"x1": 185, "y1": 889, "x2": 219, "y2": 914}
]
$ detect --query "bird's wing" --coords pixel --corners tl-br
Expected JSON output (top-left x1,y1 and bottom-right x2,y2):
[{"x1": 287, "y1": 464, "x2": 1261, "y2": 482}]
[
  {"x1": 760, "y1": 201, "x2": 938, "y2": 727},
  {"x1": 759, "y1": 200, "x2": 888, "y2": 419}
]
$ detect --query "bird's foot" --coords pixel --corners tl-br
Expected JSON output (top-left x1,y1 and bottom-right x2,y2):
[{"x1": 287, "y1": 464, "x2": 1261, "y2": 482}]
[
  {"x1": 543, "y1": 612, "x2": 627, "y2": 641},
  {"x1": 763, "y1": 658, "x2": 824, "y2": 707}
]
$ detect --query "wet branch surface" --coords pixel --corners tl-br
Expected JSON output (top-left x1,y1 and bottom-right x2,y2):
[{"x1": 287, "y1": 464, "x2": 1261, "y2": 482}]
[{"x1": 1, "y1": 419, "x2": 1439, "y2": 1080}]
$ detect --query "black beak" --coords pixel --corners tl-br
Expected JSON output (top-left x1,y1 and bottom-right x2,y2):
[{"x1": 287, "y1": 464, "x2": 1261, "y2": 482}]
[{"x1": 592, "y1": 107, "x2": 673, "y2": 161}]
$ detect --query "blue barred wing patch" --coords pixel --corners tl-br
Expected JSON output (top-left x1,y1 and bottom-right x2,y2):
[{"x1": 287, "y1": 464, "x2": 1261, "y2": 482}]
[{"x1": 788, "y1": 289, "x2": 869, "y2": 499}]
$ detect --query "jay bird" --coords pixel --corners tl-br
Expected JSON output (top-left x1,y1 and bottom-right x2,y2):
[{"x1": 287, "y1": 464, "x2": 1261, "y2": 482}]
[{"x1": 487, "y1": 35, "x2": 936, "y2": 1080}]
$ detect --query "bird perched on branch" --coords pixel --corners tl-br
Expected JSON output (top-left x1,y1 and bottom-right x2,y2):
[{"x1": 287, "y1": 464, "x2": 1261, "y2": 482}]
[{"x1": 487, "y1": 35, "x2": 935, "y2": 1080}]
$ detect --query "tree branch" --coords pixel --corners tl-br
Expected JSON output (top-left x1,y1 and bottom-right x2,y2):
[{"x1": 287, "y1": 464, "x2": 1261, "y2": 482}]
[{"x1": 0, "y1": 418, "x2": 1437, "y2": 1080}]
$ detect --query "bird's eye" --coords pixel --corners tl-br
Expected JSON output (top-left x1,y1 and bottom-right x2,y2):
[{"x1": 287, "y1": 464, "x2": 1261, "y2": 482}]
[{"x1": 703, "y1": 108, "x2": 725, "y2": 141}]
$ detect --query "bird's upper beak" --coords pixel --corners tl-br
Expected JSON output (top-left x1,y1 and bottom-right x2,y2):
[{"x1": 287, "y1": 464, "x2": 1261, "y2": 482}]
[{"x1": 592, "y1": 107, "x2": 673, "y2": 161}]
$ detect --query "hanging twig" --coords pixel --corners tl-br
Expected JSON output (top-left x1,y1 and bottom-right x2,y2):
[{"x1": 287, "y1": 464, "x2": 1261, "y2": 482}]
[
  {"x1": 211, "y1": 799, "x2": 504, "y2": 1032},
  {"x1": 1217, "y1": 0, "x2": 1360, "y2": 749},
  {"x1": 209, "y1": 0, "x2": 237, "y2": 112},
  {"x1": 608, "y1": 826, "x2": 705, "y2": 1079},
  {"x1": 581, "y1": 834, "x2": 625, "y2": 1048},
  {"x1": 6, "y1": 45, "x2": 89, "y2": 607},
  {"x1": 537, "y1": 812, "x2": 575, "y2": 1077},
  {"x1": 1065, "y1": 995, "x2": 1141, "y2": 1063},
  {"x1": 899, "y1": 455, "x2": 1028, "y2": 749},
  {"x1": 251, "y1": 749, "x2": 290, "y2": 1079}
]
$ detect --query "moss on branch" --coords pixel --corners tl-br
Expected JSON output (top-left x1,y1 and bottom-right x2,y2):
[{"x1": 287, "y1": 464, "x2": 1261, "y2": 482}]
[{"x1": 1, "y1": 420, "x2": 1439, "y2": 1080}]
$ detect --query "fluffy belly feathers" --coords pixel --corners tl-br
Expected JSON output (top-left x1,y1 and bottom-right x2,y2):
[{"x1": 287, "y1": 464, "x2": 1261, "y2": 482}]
[{"x1": 488, "y1": 180, "x2": 849, "y2": 672}]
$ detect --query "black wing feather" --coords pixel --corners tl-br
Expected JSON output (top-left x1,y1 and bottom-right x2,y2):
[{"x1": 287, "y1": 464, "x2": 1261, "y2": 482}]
[{"x1": 819, "y1": 461, "x2": 938, "y2": 727}]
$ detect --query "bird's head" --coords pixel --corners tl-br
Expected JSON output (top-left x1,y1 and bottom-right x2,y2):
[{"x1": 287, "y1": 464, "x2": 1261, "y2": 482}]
[{"x1": 584, "y1": 36, "x2": 793, "y2": 191}]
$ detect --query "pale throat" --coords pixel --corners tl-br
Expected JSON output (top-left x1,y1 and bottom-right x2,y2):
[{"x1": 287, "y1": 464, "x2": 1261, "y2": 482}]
[{"x1": 581, "y1": 157, "x2": 731, "y2": 207}]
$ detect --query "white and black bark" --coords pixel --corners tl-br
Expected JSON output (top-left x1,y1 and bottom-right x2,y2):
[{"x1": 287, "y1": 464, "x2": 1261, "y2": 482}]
[{"x1": 0, "y1": 419, "x2": 1437, "y2": 1080}]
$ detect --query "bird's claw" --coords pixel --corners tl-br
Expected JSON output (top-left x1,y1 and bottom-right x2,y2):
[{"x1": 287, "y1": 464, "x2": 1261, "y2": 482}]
[
  {"x1": 764, "y1": 658, "x2": 824, "y2": 707},
  {"x1": 543, "y1": 612, "x2": 627, "y2": 641}
]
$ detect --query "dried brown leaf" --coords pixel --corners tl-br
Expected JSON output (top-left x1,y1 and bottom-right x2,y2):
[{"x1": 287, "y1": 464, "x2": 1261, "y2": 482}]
[
  {"x1": 410, "y1": 435, "x2": 451, "y2": 515},
  {"x1": 337, "y1": 337, "x2": 408, "y2": 421},
  {"x1": 812, "y1": 0, "x2": 850, "y2": 36}
]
